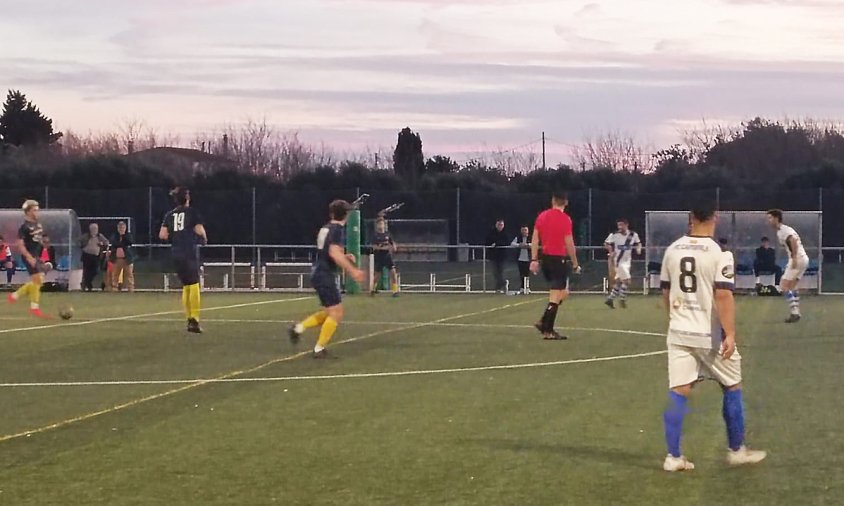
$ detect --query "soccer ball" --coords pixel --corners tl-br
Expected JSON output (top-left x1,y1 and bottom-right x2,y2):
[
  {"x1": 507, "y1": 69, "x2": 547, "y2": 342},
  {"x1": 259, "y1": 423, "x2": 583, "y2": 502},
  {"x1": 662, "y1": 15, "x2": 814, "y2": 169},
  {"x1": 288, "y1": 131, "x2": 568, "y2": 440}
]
[{"x1": 58, "y1": 305, "x2": 74, "y2": 320}]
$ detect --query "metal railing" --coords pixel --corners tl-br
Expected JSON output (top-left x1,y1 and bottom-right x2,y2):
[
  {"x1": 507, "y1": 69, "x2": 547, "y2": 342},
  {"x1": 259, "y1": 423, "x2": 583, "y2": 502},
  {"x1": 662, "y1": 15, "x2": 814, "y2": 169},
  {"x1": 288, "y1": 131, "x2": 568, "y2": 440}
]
[{"x1": 84, "y1": 243, "x2": 844, "y2": 295}]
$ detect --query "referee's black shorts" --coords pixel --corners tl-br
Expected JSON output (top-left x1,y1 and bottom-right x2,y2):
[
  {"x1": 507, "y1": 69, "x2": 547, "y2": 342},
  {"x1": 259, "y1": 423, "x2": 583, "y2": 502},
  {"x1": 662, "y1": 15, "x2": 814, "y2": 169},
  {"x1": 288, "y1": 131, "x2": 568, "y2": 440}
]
[
  {"x1": 173, "y1": 255, "x2": 200, "y2": 286},
  {"x1": 541, "y1": 255, "x2": 572, "y2": 290}
]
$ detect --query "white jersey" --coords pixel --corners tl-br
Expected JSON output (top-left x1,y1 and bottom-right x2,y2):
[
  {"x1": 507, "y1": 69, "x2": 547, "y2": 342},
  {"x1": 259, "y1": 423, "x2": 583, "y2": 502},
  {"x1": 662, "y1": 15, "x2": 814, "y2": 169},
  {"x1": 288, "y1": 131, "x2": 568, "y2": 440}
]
[
  {"x1": 776, "y1": 224, "x2": 808, "y2": 261},
  {"x1": 605, "y1": 231, "x2": 641, "y2": 266},
  {"x1": 660, "y1": 235, "x2": 735, "y2": 349}
]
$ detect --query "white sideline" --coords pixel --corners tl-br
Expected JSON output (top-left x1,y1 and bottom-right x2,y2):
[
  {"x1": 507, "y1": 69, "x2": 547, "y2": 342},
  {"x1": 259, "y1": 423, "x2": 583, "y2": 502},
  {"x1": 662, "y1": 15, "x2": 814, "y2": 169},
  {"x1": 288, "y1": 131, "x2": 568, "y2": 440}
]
[
  {"x1": 0, "y1": 349, "x2": 666, "y2": 388},
  {"x1": 0, "y1": 296, "x2": 312, "y2": 335}
]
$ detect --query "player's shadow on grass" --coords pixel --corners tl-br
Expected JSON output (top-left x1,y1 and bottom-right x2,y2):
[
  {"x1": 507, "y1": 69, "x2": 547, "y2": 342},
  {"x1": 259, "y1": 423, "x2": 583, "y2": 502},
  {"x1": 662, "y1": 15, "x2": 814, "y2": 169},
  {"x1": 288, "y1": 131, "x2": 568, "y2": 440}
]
[{"x1": 464, "y1": 438, "x2": 653, "y2": 470}]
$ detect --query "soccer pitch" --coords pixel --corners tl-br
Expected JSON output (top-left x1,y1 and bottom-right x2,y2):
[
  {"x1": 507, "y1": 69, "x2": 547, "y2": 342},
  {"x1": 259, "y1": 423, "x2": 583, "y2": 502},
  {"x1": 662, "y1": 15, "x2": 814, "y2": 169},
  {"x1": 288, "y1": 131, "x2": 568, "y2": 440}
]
[{"x1": 1, "y1": 293, "x2": 842, "y2": 505}]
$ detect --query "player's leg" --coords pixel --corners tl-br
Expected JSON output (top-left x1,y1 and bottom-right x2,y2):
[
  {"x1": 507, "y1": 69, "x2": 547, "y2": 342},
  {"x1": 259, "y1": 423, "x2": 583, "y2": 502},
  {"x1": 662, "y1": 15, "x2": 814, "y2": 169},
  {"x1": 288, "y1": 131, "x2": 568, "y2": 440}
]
[
  {"x1": 177, "y1": 257, "x2": 202, "y2": 333},
  {"x1": 388, "y1": 257, "x2": 399, "y2": 296},
  {"x1": 290, "y1": 280, "x2": 334, "y2": 346},
  {"x1": 536, "y1": 257, "x2": 569, "y2": 339},
  {"x1": 664, "y1": 345, "x2": 698, "y2": 471},
  {"x1": 314, "y1": 302, "x2": 343, "y2": 357},
  {"x1": 781, "y1": 259, "x2": 806, "y2": 323},
  {"x1": 699, "y1": 348, "x2": 766, "y2": 465},
  {"x1": 617, "y1": 264, "x2": 631, "y2": 308}
]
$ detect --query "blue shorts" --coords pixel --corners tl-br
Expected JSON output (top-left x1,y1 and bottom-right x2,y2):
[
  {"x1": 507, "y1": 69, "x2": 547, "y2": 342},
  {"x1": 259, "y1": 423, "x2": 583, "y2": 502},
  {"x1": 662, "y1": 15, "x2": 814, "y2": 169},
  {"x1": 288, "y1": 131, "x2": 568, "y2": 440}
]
[{"x1": 312, "y1": 277, "x2": 341, "y2": 308}]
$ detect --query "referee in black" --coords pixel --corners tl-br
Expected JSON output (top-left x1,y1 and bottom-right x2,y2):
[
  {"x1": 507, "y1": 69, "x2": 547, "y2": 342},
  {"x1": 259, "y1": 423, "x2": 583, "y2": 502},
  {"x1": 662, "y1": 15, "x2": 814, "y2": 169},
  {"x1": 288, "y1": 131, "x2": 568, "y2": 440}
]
[{"x1": 159, "y1": 187, "x2": 208, "y2": 333}]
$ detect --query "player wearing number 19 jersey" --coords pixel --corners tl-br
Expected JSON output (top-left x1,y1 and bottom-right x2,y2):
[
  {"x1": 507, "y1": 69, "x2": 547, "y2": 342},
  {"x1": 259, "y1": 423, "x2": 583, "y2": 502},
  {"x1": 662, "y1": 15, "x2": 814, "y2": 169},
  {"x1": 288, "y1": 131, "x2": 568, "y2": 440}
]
[
  {"x1": 658, "y1": 206, "x2": 766, "y2": 472},
  {"x1": 160, "y1": 187, "x2": 207, "y2": 334}
]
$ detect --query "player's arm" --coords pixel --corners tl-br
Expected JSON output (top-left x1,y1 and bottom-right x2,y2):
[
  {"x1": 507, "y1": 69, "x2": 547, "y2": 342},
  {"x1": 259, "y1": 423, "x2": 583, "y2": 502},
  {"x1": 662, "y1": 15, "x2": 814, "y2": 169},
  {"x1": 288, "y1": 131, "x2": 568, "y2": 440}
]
[
  {"x1": 159, "y1": 213, "x2": 170, "y2": 241},
  {"x1": 786, "y1": 235, "x2": 797, "y2": 266},
  {"x1": 659, "y1": 253, "x2": 671, "y2": 317},
  {"x1": 389, "y1": 238, "x2": 397, "y2": 254},
  {"x1": 329, "y1": 244, "x2": 364, "y2": 282},
  {"x1": 714, "y1": 252, "x2": 737, "y2": 358},
  {"x1": 564, "y1": 234, "x2": 580, "y2": 271},
  {"x1": 634, "y1": 233, "x2": 643, "y2": 256},
  {"x1": 15, "y1": 238, "x2": 36, "y2": 267},
  {"x1": 194, "y1": 224, "x2": 208, "y2": 245},
  {"x1": 714, "y1": 289, "x2": 737, "y2": 358}
]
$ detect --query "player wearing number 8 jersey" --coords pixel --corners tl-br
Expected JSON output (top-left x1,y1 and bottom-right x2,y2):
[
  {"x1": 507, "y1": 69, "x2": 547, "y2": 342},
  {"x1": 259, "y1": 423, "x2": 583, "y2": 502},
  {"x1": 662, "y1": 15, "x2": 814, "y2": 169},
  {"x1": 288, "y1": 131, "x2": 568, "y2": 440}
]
[
  {"x1": 658, "y1": 205, "x2": 766, "y2": 472},
  {"x1": 160, "y1": 187, "x2": 207, "y2": 334}
]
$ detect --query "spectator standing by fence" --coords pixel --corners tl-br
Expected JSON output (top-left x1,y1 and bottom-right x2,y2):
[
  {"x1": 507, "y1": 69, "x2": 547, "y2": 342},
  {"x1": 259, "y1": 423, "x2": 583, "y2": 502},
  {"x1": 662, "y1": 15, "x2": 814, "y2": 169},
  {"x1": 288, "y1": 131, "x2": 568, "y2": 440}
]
[
  {"x1": 80, "y1": 223, "x2": 109, "y2": 291},
  {"x1": 109, "y1": 221, "x2": 135, "y2": 292},
  {"x1": 511, "y1": 226, "x2": 531, "y2": 293},
  {"x1": 486, "y1": 219, "x2": 509, "y2": 292}
]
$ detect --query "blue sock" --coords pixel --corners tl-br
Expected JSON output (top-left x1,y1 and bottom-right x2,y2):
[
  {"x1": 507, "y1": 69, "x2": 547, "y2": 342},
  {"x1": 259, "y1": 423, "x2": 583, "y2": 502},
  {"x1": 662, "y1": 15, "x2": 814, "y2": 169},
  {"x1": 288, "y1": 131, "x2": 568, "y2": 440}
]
[
  {"x1": 723, "y1": 389, "x2": 745, "y2": 451},
  {"x1": 663, "y1": 391, "x2": 688, "y2": 458}
]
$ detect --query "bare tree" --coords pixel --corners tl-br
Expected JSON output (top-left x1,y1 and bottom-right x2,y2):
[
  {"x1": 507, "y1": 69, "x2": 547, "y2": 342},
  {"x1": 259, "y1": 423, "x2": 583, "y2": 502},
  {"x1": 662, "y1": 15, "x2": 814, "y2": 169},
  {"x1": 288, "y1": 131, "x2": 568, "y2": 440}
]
[{"x1": 572, "y1": 130, "x2": 654, "y2": 173}]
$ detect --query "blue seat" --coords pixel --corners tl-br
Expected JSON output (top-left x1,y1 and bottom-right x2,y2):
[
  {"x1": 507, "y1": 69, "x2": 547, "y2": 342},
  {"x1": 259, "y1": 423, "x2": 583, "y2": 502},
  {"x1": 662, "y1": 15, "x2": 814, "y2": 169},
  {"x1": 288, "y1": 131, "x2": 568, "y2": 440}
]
[{"x1": 57, "y1": 255, "x2": 71, "y2": 272}]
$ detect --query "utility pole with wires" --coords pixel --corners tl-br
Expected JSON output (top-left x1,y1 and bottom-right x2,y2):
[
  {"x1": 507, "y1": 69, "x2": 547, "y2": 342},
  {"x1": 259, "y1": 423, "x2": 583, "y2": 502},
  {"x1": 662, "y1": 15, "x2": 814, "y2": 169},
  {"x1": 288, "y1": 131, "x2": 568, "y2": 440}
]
[{"x1": 541, "y1": 131, "x2": 546, "y2": 171}]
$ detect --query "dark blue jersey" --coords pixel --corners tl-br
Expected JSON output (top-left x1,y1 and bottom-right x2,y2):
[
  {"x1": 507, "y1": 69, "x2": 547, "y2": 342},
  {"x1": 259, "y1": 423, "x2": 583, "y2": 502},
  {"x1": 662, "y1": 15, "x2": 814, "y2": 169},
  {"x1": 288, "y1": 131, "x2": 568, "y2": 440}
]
[
  {"x1": 18, "y1": 220, "x2": 44, "y2": 257},
  {"x1": 372, "y1": 231, "x2": 394, "y2": 249},
  {"x1": 312, "y1": 222, "x2": 345, "y2": 282},
  {"x1": 162, "y1": 206, "x2": 204, "y2": 257}
]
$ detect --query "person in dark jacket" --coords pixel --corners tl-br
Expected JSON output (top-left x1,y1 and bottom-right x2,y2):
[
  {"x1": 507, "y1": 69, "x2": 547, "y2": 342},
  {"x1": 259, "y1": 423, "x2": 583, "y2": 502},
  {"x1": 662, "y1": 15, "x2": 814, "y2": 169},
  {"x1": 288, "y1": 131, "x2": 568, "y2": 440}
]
[
  {"x1": 109, "y1": 221, "x2": 135, "y2": 292},
  {"x1": 79, "y1": 223, "x2": 109, "y2": 291},
  {"x1": 485, "y1": 219, "x2": 510, "y2": 292},
  {"x1": 754, "y1": 236, "x2": 782, "y2": 285}
]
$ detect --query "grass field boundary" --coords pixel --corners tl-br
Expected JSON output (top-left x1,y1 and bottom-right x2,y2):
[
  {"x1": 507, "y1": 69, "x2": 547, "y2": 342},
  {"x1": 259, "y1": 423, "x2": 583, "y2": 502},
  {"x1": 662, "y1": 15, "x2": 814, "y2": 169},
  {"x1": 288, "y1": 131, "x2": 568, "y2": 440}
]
[
  {"x1": 0, "y1": 296, "x2": 312, "y2": 336},
  {"x1": 0, "y1": 349, "x2": 666, "y2": 388},
  {"x1": 0, "y1": 298, "x2": 537, "y2": 443}
]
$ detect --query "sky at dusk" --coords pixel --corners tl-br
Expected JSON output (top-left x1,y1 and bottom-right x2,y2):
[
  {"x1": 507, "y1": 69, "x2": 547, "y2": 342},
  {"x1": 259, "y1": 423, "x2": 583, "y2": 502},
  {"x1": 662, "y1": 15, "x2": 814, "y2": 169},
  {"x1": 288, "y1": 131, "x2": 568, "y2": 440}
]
[{"x1": 3, "y1": 0, "x2": 844, "y2": 163}]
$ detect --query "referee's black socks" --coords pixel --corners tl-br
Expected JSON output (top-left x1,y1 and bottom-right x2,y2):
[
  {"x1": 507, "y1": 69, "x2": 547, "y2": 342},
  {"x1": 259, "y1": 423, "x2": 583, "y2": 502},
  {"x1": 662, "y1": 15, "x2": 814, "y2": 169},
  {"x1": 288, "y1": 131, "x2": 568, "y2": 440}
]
[{"x1": 540, "y1": 302, "x2": 559, "y2": 331}]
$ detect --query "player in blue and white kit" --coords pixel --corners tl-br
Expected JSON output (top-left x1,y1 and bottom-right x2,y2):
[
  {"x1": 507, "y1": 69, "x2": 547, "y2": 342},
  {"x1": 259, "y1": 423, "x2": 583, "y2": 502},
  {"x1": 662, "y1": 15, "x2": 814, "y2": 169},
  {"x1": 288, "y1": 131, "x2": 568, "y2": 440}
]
[
  {"x1": 659, "y1": 205, "x2": 766, "y2": 472},
  {"x1": 604, "y1": 219, "x2": 641, "y2": 309},
  {"x1": 767, "y1": 209, "x2": 809, "y2": 323}
]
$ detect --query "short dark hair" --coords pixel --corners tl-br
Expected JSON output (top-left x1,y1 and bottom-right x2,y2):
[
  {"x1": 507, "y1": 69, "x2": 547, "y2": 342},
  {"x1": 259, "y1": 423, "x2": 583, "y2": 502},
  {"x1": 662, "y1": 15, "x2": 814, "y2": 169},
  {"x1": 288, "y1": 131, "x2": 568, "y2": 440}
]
[
  {"x1": 617, "y1": 218, "x2": 629, "y2": 225},
  {"x1": 329, "y1": 199, "x2": 351, "y2": 221},
  {"x1": 767, "y1": 209, "x2": 783, "y2": 222},
  {"x1": 551, "y1": 191, "x2": 568, "y2": 204},
  {"x1": 689, "y1": 204, "x2": 716, "y2": 223},
  {"x1": 761, "y1": 236, "x2": 770, "y2": 242},
  {"x1": 170, "y1": 187, "x2": 190, "y2": 206}
]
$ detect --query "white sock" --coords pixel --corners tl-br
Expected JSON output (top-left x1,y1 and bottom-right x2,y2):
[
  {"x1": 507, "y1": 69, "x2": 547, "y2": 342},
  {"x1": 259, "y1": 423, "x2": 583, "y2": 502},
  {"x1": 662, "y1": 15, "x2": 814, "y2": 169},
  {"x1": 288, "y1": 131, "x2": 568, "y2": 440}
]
[
  {"x1": 10, "y1": 292, "x2": 19, "y2": 301},
  {"x1": 294, "y1": 323, "x2": 305, "y2": 333},
  {"x1": 314, "y1": 344, "x2": 325, "y2": 353},
  {"x1": 30, "y1": 303, "x2": 39, "y2": 310}
]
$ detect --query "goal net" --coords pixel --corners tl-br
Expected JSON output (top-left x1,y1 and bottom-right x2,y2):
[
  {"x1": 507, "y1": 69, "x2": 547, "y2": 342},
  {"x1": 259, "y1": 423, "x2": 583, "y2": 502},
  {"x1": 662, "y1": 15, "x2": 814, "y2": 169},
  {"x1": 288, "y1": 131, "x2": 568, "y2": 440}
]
[{"x1": 645, "y1": 211, "x2": 822, "y2": 291}]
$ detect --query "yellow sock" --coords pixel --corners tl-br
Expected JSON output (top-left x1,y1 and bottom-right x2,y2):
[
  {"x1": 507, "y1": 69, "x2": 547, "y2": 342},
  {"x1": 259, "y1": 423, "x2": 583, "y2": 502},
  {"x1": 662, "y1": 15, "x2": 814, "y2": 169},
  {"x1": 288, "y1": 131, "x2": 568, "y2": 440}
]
[
  {"x1": 182, "y1": 286, "x2": 191, "y2": 319},
  {"x1": 391, "y1": 282, "x2": 398, "y2": 293},
  {"x1": 30, "y1": 279, "x2": 42, "y2": 307},
  {"x1": 188, "y1": 284, "x2": 201, "y2": 320},
  {"x1": 315, "y1": 317, "x2": 338, "y2": 349},
  {"x1": 14, "y1": 282, "x2": 32, "y2": 301},
  {"x1": 300, "y1": 310, "x2": 328, "y2": 330}
]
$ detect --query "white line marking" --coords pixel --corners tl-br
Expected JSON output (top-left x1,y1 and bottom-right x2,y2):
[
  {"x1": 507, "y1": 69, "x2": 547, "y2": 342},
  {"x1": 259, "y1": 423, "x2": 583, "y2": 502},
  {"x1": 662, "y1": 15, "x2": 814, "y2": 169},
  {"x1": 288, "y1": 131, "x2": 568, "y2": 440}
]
[
  {"x1": 0, "y1": 299, "x2": 534, "y2": 442},
  {"x1": 0, "y1": 316, "x2": 664, "y2": 338},
  {"x1": 0, "y1": 297, "x2": 312, "y2": 335},
  {"x1": 0, "y1": 350, "x2": 666, "y2": 387}
]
